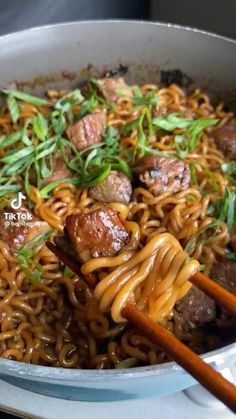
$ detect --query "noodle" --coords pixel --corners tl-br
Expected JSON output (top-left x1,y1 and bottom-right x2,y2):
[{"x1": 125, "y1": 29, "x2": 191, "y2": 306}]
[{"x1": 0, "y1": 79, "x2": 234, "y2": 369}]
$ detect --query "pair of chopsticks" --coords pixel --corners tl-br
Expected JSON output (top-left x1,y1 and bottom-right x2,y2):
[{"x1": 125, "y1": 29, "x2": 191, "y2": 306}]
[{"x1": 47, "y1": 241, "x2": 236, "y2": 412}]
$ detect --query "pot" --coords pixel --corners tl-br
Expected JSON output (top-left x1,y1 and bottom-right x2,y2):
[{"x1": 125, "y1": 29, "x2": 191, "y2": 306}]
[{"x1": 0, "y1": 20, "x2": 235, "y2": 401}]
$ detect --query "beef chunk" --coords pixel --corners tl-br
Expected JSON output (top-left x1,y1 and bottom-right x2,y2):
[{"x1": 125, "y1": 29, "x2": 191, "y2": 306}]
[
  {"x1": 212, "y1": 118, "x2": 236, "y2": 158},
  {"x1": 66, "y1": 111, "x2": 106, "y2": 151},
  {"x1": 29, "y1": 150, "x2": 72, "y2": 186},
  {"x1": 134, "y1": 155, "x2": 190, "y2": 196},
  {"x1": 210, "y1": 261, "x2": 236, "y2": 331},
  {"x1": 175, "y1": 285, "x2": 216, "y2": 332},
  {"x1": 97, "y1": 77, "x2": 132, "y2": 102},
  {"x1": 210, "y1": 261, "x2": 236, "y2": 295},
  {"x1": 65, "y1": 207, "x2": 129, "y2": 262},
  {"x1": 0, "y1": 207, "x2": 50, "y2": 253},
  {"x1": 89, "y1": 171, "x2": 132, "y2": 204}
]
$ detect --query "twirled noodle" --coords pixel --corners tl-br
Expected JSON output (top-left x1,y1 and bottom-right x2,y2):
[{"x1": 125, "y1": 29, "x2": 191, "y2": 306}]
[{"x1": 82, "y1": 233, "x2": 199, "y2": 323}]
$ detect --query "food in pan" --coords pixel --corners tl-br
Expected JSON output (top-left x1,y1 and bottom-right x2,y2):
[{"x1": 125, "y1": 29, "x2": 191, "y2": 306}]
[{"x1": 0, "y1": 76, "x2": 235, "y2": 369}]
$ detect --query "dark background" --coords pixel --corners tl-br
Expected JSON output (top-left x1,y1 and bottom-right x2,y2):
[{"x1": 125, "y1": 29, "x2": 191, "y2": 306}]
[{"x1": 0, "y1": 0, "x2": 235, "y2": 38}]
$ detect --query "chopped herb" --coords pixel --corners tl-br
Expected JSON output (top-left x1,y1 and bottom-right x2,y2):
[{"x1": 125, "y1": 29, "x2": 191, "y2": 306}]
[
  {"x1": 153, "y1": 113, "x2": 218, "y2": 158},
  {"x1": 32, "y1": 112, "x2": 48, "y2": 141},
  {"x1": 199, "y1": 264, "x2": 206, "y2": 272},
  {"x1": 187, "y1": 118, "x2": 219, "y2": 151},
  {"x1": 185, "y1": 194, "x2": 197, "y2": 201},
  {"x1": 63, "y1": 266, "x2": 73, "y2": 276},
  {"x1": 0, "y1": 131, "x2": 23, "y2": 150},
  {"x1": 120, "y1": 117, "x2": 140, "y2": 136},
  {"x1": 152, "y1": 113, "x2": 193, "y2": 131},
  {"x1": 189, "y1": 161, "x2": 198, "y2": 185},
  {"x1": 76, "y1": 95, "x2": 98, "y2": 119},
  {"x1": 7, "y1": 94, "x2": 20, "y2": 123},
  {"x1": 2, "y1": 89, "x2": 50, "y2": 106},
  {"x1": 205, "y1": 205, "x2": 215, "y2": 216},
  {"x1": 215, "y1": 188, "x2": 236, "y2": 231},
  {"x1": 202, "y1": 166, "x2": 219, "y2": 192},
  {"x1": 40, "y1": 177, "x2": 79, "y2": 199},
  {"x1": 174, "y1": 135, "x2": 189, "y2": 158},
  {"x1": 16, "y1": 230, "x2": 53, "y2": 284},
  {"x1": 50, "y1": 111, "x2": 66, "y2": 135},
  {"x1": 133, "y1": 91, "x2": 158, "y2": 108},
  {"x1": 55, "y1": 89, "x2": 84, "y2": 112},
  {"x1": 225, "y1": 251, "x2": 236, "y2": 261},
  {"x1": 184, "y1": 219, "x2": 222, "y2": 254},
  {"x1": 221, "y1": 161, "x2": 236, "y2": 176}
]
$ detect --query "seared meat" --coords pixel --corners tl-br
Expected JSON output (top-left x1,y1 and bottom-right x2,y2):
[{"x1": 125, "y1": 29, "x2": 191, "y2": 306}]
[
  {"x1": 210, "y1": 261, "x2": 236, "y2": 295},
  {"x1": 89, "y1": 170, "x2": 132, "y2": 204},
  {"x1": 175, "y1": 285, "x2": 216, "y2": 332},
  {"x1": 0, "y1": 207, "x2": 50, "y2": 253},
  {"x1": 98, "y1": 77, "x2": 132, "y2": 102},
  {"x1": 66, "y1": 111, "x2": 106, "y2": 151},
  {"x1": 134, "y1": 155, "x2": 190, "y2": 196},
  {"x1": 65, "y1": 207, "x2": 130, "y2": 262},
  {"x1": 212, "y1": 118, "x2": 236, "y2": 158},
  {"x1": 29, "y1": 150, "x2": 72, "y2": 186},
  {"x1": 210, "y1": 261, "x2": 236, "y2": 332}
]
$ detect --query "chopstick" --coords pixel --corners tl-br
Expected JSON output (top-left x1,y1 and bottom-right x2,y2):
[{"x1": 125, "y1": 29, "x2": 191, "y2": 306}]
[
  {"x1": 47, "y1": 240, "x2": 236, "y2": 410},
  {"x1": 190, "y1": 271, "x2": 236, "y2": 316},
  {"x1": 122, "y1": 303, "x2": 236, "y2": 413}
]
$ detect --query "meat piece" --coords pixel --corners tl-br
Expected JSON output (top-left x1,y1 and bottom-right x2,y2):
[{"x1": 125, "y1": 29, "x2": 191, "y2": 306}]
[
  {"x1": 29, "y1": 150, "x2": 72, "y2": 187},
  {"x1": 0, "y1": 207, "x2": 50, "y2": 253},
  {"x1": 98, "y1": 77, "x2": 132, "y2": 102},
  {"x1": 210, "y1": 261, "x2": 236, "y2": 295},
  {"x1": 230, "y1": 235, "x2": 236, "y2": 254},
  {"x1": 210, "y1": 261, "x2": 236, "y2": 332},
  {"x1": 65, "y1": 207, "x2": 129, "y2": 262},
  {"x1": 66, "y1": 111, "x2": 106, "y2": 151},
  {"x1": 175, "y1": 285, "x2": 216, "y2": 332},
  {"x1": 212, "y1": 118, "x2": 236, "y2": 158},
  {"x1": 134, "y1": 155, "x2": 190, "y2": 196},
  {"x1": 89, "y1": 170, "x2": 132, "y2": 204}
]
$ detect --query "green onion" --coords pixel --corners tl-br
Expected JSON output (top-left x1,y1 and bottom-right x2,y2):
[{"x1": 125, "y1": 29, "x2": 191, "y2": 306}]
[
  {"x1": 153, "y1": 114, "x2": 218, "y2": 158},
  {"x1": 55, "y1": 89, "x2": 84, "y2": 112},
  {"x1": 133, "y1": 91, "x2": 158, "y2": 108},
  {"x1": 184, "y1": 219, "x2": 222, "y2": 253},
  {"x1": 221, "y1": 161, "x2": 236, "y2": 176},
  {"x1": 40, "y1": 177, "x2": 79, "y2": 198},
  {"x1": 225, "y1": 251, "x2": 236, "y2": 261},
  {"x1": 0, "y1": 131, "x2": 23, "y2": 150},
  {"x1": 7, "y1": 94, "x2": 20, "y2": 123},
  {"x1": 202, "y1": 166, "x2": 219, "y2": 192},
  {"x1": 189, "y1": 161, "x2": 198, "y2": 185},
  {"x1": 121, "y1": 117, "x2": 140, "y2": 135},
  {"x1": 215, "y1": 188, "x2": 236, "y2": 231},
  {"x1": 152, "y1": 113, "x2": 193, "y2": 131},
  {"x1": 2, "y1": 89, "x2": 50, "y2": 106},
  {"x1": 32, "y1": 112, "x2": 48, "y2": 141},
  {"x1": 187, "y1": 118, "x2": 218, "y2": 151},
  {"x1": 16, "y1": 230, "x2": 53, "y2": 284}
]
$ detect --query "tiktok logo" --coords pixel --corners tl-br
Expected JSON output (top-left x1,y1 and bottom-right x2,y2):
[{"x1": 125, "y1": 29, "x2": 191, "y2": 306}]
[{"x1": 10, "y1": 192, "x2": 26, "y2": 210}]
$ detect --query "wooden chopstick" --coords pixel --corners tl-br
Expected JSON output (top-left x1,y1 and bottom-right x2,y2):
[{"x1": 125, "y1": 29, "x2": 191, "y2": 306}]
[
  {"x1": 46, "y1": 241, "x2": 97, "y2": 287},
  {"x1": 122, "y1": 303, "x2": 236, "y2": 413},
  {"x1": 190, "y1": 271, "x2": 236, "y2": 316},
  {"x1": 47, "y1": 240, "x2": 236, "y2": 410}
]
